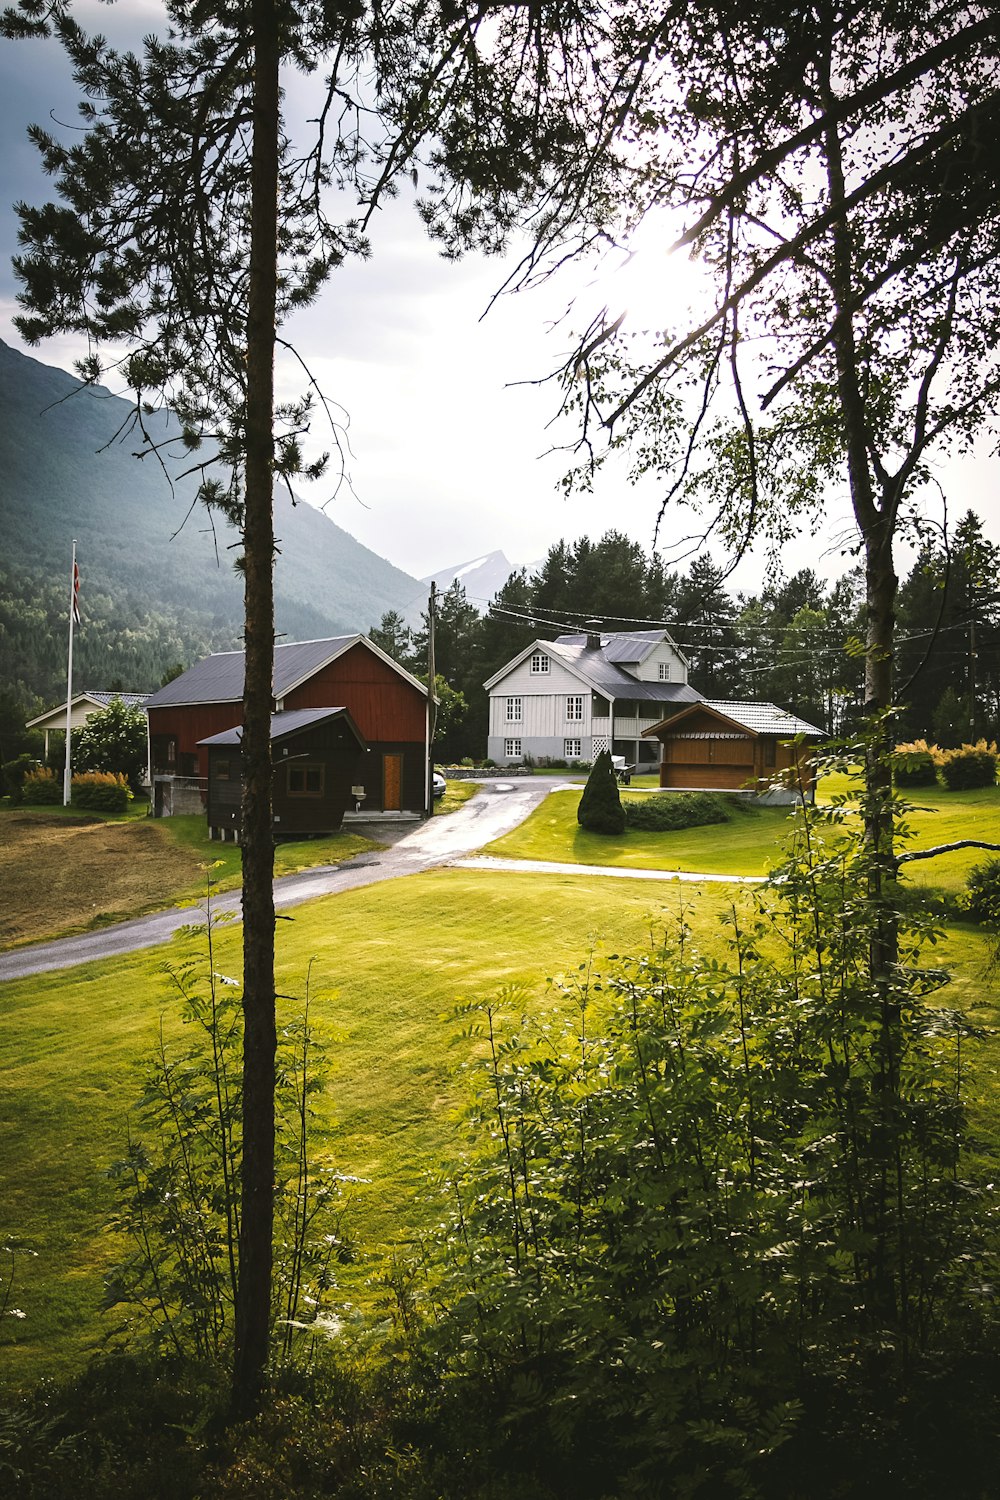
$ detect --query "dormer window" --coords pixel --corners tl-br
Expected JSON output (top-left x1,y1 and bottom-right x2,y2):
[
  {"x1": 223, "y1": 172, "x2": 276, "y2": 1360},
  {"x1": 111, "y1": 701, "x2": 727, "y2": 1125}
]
[
  {"x1": 658, "y1": 662, "x2": 672, "y2": 681},
  {"x1": 529, "y1": 651, "x2": 550, "y2": 674}
]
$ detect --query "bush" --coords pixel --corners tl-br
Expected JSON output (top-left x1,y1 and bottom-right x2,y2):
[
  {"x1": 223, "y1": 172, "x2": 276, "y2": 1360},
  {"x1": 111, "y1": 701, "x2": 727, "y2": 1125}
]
[
  {"x1": 940, "y1": 744, "x2": 998, "y2": 790},
  {"x1": 893, "y1": 741, "x2": 940, "y2": 787},
  {"x1": 74, "y1": 696, "x2": 148, "y2": 791},
  {"x1": 965, "y1": 859, "x2": 1000, "y2": 926},
  {"x1": 71, "y1": 771, "x2": 132, "y2": 812},
  {"x1": 576, "y1": 749, "x2": 625, "y2": 834},
  {"x1": 1, "y1": 752, "x2": 37, "y2": 803},
  {"x1": 414, "y1": 800, "x2": 994, "y2": 1498},
  {"x1": 22, "y1": 767, "x2": 62, "y2": 804},
  {"x1": 623, "y1": 790, "x2": 731, "y2": 831}
]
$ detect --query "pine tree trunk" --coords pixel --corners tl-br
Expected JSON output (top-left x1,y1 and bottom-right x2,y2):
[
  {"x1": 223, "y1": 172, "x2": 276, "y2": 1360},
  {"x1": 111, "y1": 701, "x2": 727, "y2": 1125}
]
[{"x1": 232, "y1": 0, "x2": 280, "y2": 1419}]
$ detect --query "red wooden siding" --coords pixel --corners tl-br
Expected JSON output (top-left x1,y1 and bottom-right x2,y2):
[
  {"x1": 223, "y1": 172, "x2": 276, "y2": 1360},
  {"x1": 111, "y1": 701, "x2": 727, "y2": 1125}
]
[
  {"x1": 283, "y1": 644, "x2": 425, "y2": 741},
  {"x1": 149, "y1": 702, "x2": 241, "y2": 777}
]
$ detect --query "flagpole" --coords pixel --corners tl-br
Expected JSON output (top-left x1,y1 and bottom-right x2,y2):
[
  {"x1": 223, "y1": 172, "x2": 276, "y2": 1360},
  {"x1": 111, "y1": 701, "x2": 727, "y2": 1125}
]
[{"x1": 63, "y1": 540, "x2": 78, "y2": 806}]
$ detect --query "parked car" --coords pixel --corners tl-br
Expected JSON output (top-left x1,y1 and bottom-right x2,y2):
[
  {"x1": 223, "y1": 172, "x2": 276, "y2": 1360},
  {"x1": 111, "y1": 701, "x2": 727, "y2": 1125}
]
[{"x1": 432, "y1": 769, "x2": 447, "y2": 798}]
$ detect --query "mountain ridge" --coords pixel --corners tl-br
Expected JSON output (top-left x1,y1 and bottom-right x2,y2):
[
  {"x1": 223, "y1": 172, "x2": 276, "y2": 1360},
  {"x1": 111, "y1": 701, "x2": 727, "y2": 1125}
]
[{"x1": 0, "y1": 339, "x2": 426, "y2": 708}]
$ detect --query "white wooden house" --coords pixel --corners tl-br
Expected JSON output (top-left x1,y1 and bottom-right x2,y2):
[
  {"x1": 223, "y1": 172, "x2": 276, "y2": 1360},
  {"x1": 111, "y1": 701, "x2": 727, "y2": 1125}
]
[
  {"x1": 484, "y1": 627, "x2": 701, "y2": 768},
  {"x1": 26, "y1": 690, "x2": 150, "y2": 760}
]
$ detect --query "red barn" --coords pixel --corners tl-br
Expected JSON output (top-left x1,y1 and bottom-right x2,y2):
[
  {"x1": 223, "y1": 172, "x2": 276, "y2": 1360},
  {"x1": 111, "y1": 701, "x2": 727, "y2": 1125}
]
[{"x1": 145, "y1": 635, "x2": 429, "y2": 816}]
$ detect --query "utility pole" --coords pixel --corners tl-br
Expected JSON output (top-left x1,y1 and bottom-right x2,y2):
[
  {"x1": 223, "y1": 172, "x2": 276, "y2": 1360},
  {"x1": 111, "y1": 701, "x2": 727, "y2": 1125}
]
[
  {"x1": 63, "y1": 540, "x2": 79, "y2": 806},
  {"x1": 426, "y1": 580, "x2": 437, "y2": 816}
]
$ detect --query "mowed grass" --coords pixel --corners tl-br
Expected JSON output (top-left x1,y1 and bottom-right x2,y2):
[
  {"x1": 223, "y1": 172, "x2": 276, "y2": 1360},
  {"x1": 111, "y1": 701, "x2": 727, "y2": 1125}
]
[
  {"x1": 818, "y1": 772, "x2": 1000, "y2": 897},
  {"x1": 0, "y1": 809, "x2": 382, "y2": 948},
  {"x1": 485, "y1": 776, "x2": 1000, "y2": 895},
  {"x1": 0, "y1": 868, "x2": 731, "y2": 1384},
  {"x1": 484, "y1": 787, "x2": 791, "y2": 876}
]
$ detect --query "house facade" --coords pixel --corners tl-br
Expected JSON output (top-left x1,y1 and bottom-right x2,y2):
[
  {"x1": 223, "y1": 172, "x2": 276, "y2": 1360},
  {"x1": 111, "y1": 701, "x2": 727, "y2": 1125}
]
[
  {"x1": 642, "y1": 700, "x2": 825, "y2": 798},
  {"x1": 484, "y1": 628, "x2": 701, "y2": 768},
  {"x1": 26, "y1": 690, "x2": 150, "y2": 762},
  {"x1": 145, "y1": 635, "x2": 429, "y2": 816}
]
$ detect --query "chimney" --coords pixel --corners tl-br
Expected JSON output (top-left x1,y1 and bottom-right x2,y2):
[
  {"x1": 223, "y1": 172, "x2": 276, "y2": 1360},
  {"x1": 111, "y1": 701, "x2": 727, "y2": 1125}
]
[{"x1": 585, "y1": 618, "x2": 603, "y2": 651}]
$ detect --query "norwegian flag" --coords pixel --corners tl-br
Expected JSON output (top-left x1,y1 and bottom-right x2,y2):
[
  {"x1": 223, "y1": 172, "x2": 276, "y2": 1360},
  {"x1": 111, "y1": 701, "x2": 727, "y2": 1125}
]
[{"x1": 72, "y1": 560, "x2": 81, "y2": 625}]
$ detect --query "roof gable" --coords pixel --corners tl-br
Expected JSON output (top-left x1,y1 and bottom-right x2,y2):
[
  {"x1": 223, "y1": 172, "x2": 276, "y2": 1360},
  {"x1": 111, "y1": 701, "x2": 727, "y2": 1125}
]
[
  {"x1": 145, "y1": 635, "x2": 426, "y2": 709},
  {"x1": 484, "y1": 635, "x2": 697, "y2": 702},
  {"x1": 197, "y1": 706, "x2": 366, "y2": 749},
  {"x1": 26, "y1": 689, "x2": 150, "y2": 731},
  {"x1": 642, "y1": 700, "x2": 826, "y2": 738}
]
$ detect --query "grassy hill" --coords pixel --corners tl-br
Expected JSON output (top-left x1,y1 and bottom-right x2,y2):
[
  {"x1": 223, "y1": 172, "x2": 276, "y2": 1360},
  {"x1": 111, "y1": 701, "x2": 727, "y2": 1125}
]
[{"x1": 0, "y1": 339, "x2": 425, "y2": 710}]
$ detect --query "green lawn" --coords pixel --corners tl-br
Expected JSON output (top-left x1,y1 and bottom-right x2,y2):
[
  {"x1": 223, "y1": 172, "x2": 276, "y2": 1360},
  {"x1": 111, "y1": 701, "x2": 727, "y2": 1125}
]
[
  {"x1": 1, "y1": 793, "x2": 152, "y2": 822},
  {"x1": 484, "y1": 787, "x2": 792, "y2": 876},
  {"x1": 4, "y1": 774, "x2": 998, "y2": 1387},
  {"x1": 484, "y1": 777, "x2": 1000, "y2": 895},
  {"x1": 434, "y1": 778, "x2": 479, "y2": 815},
  {"x1": 157, "y1": 814, "x2": 382, "y2": 898},
  {"x1": 818, "y1": 772, "x2": 1000, "y2": 897},
  {"x1": 0, "y1": 869, "x2": 736, "y2": 1384}
]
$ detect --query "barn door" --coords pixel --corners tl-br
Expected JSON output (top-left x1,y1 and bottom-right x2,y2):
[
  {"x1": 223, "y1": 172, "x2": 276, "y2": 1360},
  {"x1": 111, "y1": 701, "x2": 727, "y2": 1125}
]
[{"x1": 383, "y1": 753, "x2": 403, "y2": 811}]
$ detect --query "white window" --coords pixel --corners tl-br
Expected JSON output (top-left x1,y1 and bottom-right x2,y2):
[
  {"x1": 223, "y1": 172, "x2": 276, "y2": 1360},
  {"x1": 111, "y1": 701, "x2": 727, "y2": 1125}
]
[
  {"x1": 566, "y1": 694, "x2": 583, "y2": 722},
  {"x1": 658, "y1": 662, "x2": 672, "y2": 681},
  {"x1": 564, "y1": 738, "x2": 582, "y2": 759},
  {"x1": 504, "y1": 738, "x2": 522, "y2": 758},
  {"x1": 529, "y1": 651, "x2": 550, "y2": 674},
  {"x1": 506, "y1": 695, "x2": 522, "y2": 722}
]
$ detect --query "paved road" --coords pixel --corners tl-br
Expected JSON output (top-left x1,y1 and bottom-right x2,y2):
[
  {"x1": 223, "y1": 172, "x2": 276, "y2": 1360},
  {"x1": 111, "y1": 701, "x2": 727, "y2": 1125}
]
[
  {"x1": 0, "y1": 779, "x2": 761, "y2": 983},
  {"x1": 0, "y1": 777, "x2": 559, "y2": 983}
]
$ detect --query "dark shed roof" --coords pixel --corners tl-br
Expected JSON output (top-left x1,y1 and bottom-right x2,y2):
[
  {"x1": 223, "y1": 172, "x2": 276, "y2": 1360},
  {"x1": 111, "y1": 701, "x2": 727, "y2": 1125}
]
[{"x1": 198, "y1": 707, "x2": 366, "y2": 749}]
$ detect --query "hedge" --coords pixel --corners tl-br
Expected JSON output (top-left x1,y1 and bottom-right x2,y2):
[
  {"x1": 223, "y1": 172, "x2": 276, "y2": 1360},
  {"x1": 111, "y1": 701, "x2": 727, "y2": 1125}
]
[{"x1": 624, "y1": 792, "x2": 732, "y2": 832}]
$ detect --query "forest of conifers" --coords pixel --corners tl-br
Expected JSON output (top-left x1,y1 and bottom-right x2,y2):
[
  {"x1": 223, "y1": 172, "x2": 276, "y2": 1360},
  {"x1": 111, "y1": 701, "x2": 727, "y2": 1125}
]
[{"x1": 373, "y1": 514, "x2": 1000, "y2": 762}]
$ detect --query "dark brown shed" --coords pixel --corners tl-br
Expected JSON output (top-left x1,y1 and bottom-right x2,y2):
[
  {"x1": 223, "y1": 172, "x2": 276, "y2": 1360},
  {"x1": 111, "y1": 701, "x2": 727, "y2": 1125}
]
[{"x1": 199, "y1": 707, "x2": 366, "y2": 841}]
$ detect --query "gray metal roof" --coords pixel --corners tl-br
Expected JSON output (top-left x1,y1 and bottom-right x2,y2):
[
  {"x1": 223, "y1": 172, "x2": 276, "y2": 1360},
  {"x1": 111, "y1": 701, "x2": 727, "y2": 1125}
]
[
  {"x1": 644, "y1": 700, "x2": 825, "y2": 738},
  {"x1": 86, "y1": 691, "x2": 151, "y2": 709},
  {"x1": 197, "y1": 707, "x2": 364, "y2": 748},
  {"x1": 555, "y1": 627, "x2": 689, "y2": 667},
  {"x1": 700, "y1": 700, "x2": 826, "y2": 736},
  {"x1": 146, "y1": 635, "x2": 424, "y2": 708},
  {"x1": 546, "y1": 640, "x2": 702, "y2": 705}
]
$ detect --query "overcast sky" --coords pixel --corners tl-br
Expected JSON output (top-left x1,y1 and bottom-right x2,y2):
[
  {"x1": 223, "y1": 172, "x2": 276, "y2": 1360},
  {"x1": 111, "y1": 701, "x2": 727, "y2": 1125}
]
[{"x1": 1, "y1": 7, "x2": 997, "y2": 601}]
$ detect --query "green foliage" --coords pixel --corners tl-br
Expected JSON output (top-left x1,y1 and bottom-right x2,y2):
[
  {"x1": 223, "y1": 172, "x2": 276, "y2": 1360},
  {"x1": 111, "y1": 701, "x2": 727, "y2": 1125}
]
[
  {"x1": 21, "y1": 766, "x2": 60, "y2": 804},
  {"x1": 576, "y1": 748, "x2": 624, "y2": 834},
  {"x1": 402, "y1": 790, "x2": 994, "y2": 1496},
  {"x1": 105, "y1": 916, "x2": 349, "y2": 1365},
  {"x1": 623, "y1": 789, "x2": 732, "y2": 831},
  {"x1": 897, "y1": 514, "x2": 1000, "y2": 744},
  {"x1": 941, "y1": 746, "x2": 998, "y2": 790},
  {"x1": 893, "y1": 742, "x2": 940, "y2": 786},
  {"x1": 1, "y1": 752, "x2": 36, "y2": 802},
  {"x1": 74, "y1": 696, "x2": 148, "y2": 791},
  {"x1": 965, "y1": 859, "x2": 1000, "y2": 926},
  {"x1": 70, "y1": 771, "x2": 131, "y2": 812}
]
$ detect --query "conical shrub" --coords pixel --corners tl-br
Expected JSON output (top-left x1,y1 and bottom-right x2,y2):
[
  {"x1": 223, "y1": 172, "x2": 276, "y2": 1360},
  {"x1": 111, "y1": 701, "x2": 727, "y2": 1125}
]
[{"x1": 578, "y1": 749, "x2": 626, "y2": 834}]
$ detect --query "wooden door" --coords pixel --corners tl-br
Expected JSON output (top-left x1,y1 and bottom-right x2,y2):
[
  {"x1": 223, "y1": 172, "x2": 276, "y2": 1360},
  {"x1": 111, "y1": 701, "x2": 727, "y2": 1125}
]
[{"x1": 383, "y1": 753, "x2": 403, "y2": 811}]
